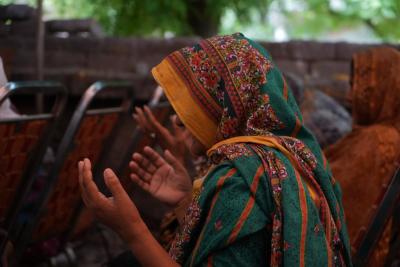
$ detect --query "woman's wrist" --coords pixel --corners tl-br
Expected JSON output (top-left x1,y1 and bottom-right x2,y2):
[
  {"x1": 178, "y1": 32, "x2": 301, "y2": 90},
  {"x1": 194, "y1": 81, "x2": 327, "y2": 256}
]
[
  {"x1": 123, "y1": 219, "x2": 149, "y2": 245},
  {"x1": 165, "y1": 189, "x2": 192, "y2": 209},
  {"x1": 126, "y1": 220, "x2": 180, "y2": 267}
]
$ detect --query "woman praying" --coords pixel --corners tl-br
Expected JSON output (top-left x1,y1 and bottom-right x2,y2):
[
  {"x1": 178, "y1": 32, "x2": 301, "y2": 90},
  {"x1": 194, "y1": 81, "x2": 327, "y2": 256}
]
[
  {"x1": 325, "y1": 47, "x2": 400, "y2": 266},
  {"x1": 79, "y1": 33, "x2": 352, "y2": 266}
]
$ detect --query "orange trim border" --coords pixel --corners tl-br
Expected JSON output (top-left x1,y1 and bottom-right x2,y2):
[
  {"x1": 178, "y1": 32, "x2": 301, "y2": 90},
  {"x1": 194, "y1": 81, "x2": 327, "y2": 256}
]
[{"x1": 152, "y1": 59, "x2": 218, "y2": 148}]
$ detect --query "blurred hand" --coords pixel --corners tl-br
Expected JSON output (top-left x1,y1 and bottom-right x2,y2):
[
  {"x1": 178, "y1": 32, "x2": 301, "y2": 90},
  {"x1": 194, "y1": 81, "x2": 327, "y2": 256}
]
[
  {"x1": 129, "y1": 146, "x2": 192, "y2": 207},
  {"x1": 79, "y1": 159, "x2": 143, "y2": 244},
  {"x1": 133, "y1": 106, "x2": 188, "y2": 161}
]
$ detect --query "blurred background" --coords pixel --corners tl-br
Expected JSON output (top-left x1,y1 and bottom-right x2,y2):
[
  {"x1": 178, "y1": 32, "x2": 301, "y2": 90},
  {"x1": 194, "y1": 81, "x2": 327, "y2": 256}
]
[
  {"x1": 0, "y1": 1, "x2": 399, "y2": 266},
  {"x1": 2, "y1": 0, "x2": 400, "y2": 41},
  {"x1": 0, "y1": 0, "x2": 399, "y2": 106}
]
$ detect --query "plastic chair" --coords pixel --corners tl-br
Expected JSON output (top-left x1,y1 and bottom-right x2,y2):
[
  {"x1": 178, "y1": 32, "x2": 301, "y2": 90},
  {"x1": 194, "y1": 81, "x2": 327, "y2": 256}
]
[
  {"x1": 0, "y1": 81, "x2": 67, "y2": 257},
  {"x1": 15, "y1": 81, "x2": 134, "y2": 260}
]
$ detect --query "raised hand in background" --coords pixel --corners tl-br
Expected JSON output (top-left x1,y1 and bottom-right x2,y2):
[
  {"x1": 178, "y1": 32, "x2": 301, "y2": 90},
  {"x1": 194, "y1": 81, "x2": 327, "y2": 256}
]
[
  {"x1": 129, "y1": 146, "x2": 192, "y2": 207},
  {"x1": 133, "y1": 106, "x2": 189, "y2": 162}
]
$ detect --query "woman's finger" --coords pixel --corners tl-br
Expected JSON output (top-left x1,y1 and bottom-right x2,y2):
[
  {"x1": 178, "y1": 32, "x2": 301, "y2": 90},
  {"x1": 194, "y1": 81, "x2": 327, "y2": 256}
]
[
  {"x1": 103, "y1": 168, "x2": 129, "y2": 202},
  {"x1": 80, "y1": 159, "x2": 93, "y2": 206},
  {"x1": 78, "y1": 161, "x2": 84, "y2": 189},
  {"x1": 133, "y1": 107, "x2": 147, "y2": 130},
  {"x1": 82, "y1": 159, "x2": 107, "y2": 205},
  {"x1": 164, "y1": 150, "x2": 182, "y2": 170},
  {"x1": 170, "y1": 115, "x2": 182, "y2": 136},
  {"x1": 143, "y1": 106, "x2": 172, "y2": 140},
  {"x1": 130, "y1": 173, "x2": 151, "y2": 192},
  {"x1": 135, "y1": 107, "x2": 155, "y2": 133},
  {"x1": 132, "y1": 152, "x2": 157, "y2": 174},
  {"x1": 132, "y1": 114, "x2": 142, "y2": 129},
  {"x1": 142, "y1": 146, "x2": 167, "y2": 168},
  {"x1": 129, "y1": 161, "x2": 152, "y2": 182},
  {"x1": 78, "y1": 161, "x2": 90, "y2": 206}
]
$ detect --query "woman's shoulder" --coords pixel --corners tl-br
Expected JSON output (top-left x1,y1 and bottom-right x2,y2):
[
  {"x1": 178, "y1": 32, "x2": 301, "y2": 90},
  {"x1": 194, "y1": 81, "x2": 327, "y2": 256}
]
[
  {"x1": 368, "y1": 124, "x2": 400, "y2": 142},
  {"x1": 205, "y1": 144, "x2": 264, "y2": 184},
  {"x1": 325, "y1": 124, "x2": 400, "y2": 159}
]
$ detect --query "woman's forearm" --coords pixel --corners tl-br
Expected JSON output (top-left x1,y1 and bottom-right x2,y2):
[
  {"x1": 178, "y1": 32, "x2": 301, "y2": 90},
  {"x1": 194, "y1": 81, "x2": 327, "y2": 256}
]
[{"x1": 127, "y1": 221, "x2": 180, "y2": 267}]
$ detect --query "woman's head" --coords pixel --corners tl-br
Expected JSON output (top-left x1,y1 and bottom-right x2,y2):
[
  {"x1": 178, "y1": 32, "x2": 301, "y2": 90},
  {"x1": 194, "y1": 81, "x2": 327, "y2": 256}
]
[
  {"x1": 152, "y1": 33, "x2": 315, "y2": 151},
  {"x1": 351, "y1": 47, "x2": 400, "y2": 126}
]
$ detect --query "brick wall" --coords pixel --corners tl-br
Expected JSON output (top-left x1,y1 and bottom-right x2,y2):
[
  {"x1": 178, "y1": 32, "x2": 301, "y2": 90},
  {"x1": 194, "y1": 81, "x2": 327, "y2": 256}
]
[{"x1": 0, "y1": 35, "x2": 398, "y2": 104}]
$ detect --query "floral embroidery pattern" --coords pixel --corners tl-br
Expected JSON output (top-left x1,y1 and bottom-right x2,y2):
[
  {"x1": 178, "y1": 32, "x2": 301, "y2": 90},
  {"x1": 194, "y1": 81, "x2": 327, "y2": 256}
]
[
  {"x1": 206, "y1": 33, "x2": 272, "y2": 120},
  {"x1": 218, "y1": 108, "x2": 241, "y2": 139},
  {"x1": 281, "y1": 137, "x2": 318, "y2": 173},
  {"x1": 247, "y1": 103, "x2": 285, "y2": 135},
  {"x1": 170, "y1": 33, "x2": 277, "y2": 142},
  {"x1": 169, "y1": 192, "x2": 202, "y2": 263},
  {"x1": 211, "y1": 143, "x2": 253, "y2": 164},
  {"x1": 258, "y1": 148, "x2": 288, "y2": 266},
  {"x1": 180, "y1": 45, "x2": 224, "y2": 107},
  {"x1": 330, "y1": 214, "x2": 346, "y2": 266}
]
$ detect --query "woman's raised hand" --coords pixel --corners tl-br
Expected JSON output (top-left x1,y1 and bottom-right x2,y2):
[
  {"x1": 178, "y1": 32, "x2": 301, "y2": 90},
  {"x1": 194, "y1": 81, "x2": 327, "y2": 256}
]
[
  {"x1": 79, "y1": 159, "x2": 181, "y2": 267},
  {"x1": 79, "y1": 159, "x2": 143, "y2": 244},
  {"x1": 133, "y1": 106, "x2": 188, "y2": 162},
  {"x1": 129, "y1": 146, "x2": 192, "y2": 207}
]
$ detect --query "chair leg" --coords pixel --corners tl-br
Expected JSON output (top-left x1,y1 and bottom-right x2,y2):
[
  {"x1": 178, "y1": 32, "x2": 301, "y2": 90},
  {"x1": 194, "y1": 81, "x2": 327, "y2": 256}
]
[{"x1": 384, "y1": 201, "x2": 400, "y2": 267}]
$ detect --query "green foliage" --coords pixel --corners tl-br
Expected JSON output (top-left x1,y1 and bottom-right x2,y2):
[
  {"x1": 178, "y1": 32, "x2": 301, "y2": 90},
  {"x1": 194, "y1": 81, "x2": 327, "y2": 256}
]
[
  {"x1": 0, "y1": 0, "x2": 35, "y2": 5},
  {"x1": 1, "y1": 0, "x2": 399, "y2": 41},
  {"x1": 91, "y1": 0, "x2": 189, "y2": 36},
  {"x1": 48, "y1": 0, "x2": 272, "y2": 36},
  {"x1": 281, "y1": 0, "x2": 400, "y2": 41},
  {"x1": 47, "y1": 0, "x2": 188, "y2": 36}
]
